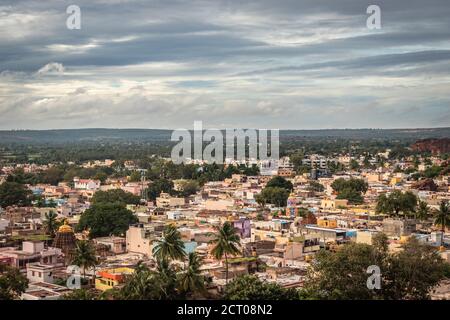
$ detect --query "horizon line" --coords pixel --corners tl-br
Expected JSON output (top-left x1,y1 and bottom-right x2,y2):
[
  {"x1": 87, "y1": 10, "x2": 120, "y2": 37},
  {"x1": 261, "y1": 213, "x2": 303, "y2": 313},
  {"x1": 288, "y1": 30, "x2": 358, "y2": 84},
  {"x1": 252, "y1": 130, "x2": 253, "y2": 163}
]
[{"x1": 1, "y1": 126, "x2": 450, "y2": 132}]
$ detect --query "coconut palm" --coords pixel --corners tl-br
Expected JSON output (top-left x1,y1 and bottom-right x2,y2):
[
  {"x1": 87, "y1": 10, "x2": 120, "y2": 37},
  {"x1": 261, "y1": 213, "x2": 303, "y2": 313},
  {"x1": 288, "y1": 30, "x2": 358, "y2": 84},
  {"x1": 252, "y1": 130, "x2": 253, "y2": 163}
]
[
  {"x1": 434, "y1": 200, "x2": 450, "y2": 233},
  {"x1": 210, "y1": 221, "x2": 241, "y2": 285},
  {"x1": 42, "y1": 210, "x2": 59, "y2": 237},
  {"x1": 152, "y1": 224, "x2": 186, "y2": 262},
  {"x1": 178, "y1": 252, "x2": 206, "y2": 297},
  {"x1": 153, "y1": 257, "x2": 178, "y2": 299},
  {"x1": 416, "y1": 200, "x2": 430, "y2": 221},
  {"x1": 71, "y1": 240, "x2": 97, "y2": 279},
  {"x1": 119, "y1": 262, "x2": 155, "y2": 300}
]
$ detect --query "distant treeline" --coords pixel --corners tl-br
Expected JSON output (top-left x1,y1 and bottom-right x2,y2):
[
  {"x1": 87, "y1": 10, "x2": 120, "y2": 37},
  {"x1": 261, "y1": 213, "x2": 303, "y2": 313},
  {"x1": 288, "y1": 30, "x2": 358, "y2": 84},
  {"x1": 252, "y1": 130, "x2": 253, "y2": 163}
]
[
  {"x1": 0, "y1": 127, "x2": 449, "y2": 144},
  {"x1": 0, "y1": 128, "x2": 448, "y2": 164}
]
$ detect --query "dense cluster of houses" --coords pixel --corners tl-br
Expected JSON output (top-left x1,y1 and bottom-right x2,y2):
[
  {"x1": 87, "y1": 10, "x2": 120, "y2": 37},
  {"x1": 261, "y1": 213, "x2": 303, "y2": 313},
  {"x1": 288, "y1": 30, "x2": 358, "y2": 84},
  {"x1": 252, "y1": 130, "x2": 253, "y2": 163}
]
[{"x1": 1, "y1": 153, "x2": 449, "y2": 299}]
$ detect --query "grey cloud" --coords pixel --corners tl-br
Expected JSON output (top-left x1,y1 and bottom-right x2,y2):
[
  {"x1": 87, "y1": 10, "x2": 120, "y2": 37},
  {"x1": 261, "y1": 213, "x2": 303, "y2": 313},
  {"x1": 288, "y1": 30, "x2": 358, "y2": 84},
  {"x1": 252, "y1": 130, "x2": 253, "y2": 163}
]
[{"x1": 0, "y1": 0, "x2": 450, "y2": 129}]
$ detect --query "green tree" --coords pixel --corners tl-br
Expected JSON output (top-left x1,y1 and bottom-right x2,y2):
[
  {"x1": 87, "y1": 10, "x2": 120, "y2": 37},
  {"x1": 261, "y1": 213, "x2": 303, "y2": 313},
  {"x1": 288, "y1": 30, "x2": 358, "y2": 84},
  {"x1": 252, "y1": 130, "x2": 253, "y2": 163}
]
[
  {"x1": 307, "y1": 181, "x2": 325, "y2": 192},
  {"x1": 290, "y1": 152, "x2": 305, "y2": 173},
  {"x1": 255, "y1": 193, "x2": 267, "y2": 208},
  {"x1": 297, "y1": 207, "x2": 310, "y2": 218},
  {"x1": 76, "y1": 203, "x2": 138, "y2": 238},
  {"x1": 416, "y1": 200, "x2": 430, "y2": 221},
  {"x1": 376, "y1": 190, "x2": 418, "y2": 218},
  {"x1": 42, "y1": 210, "x2": 60, "y2": 237},
  {"x1": 178, "y1": 252, "x2": 206, "y2": 298},
  {"x1": 423, "y1": 165, "x2": 442, "y2": 179},
  {"x1": 303, "y1": 243, "x2": 382, "y2": 300},
  {"x1": 93, "y1": 172, "x2": 108, "y2": 184},
  {"x1": 72, "y1": 240, "x2": 97, "y2": 279},
  {"x1": 331, "y1": 178, "x2": 368, "y2": 204},
  {"x1": 0, "y1": 181, "x2": 32, "y2": 208},
  {"x1": 41, "y1": 167, "x2": 65, "y2": 185},
  {"x1": 210, "y1": 222, "x2": 241, "y2": 285},
  {"x1": 331, "y1": 178, "x2": 368, "y2": 194},
  {"x1": 372, "y1": 232, "x2": 389, "y2": 254},
  {"x1": 434, "y1": 200, "x2": 450, "y2": 233},
  {"x1": 62, "y1": 289, "x2": 97, "y2": 300},
  {"x1": 6, "y1": 168, "x2": 38, "y2": 184},
  {"x1": 148, "y1": 258, "x2": 179, "y2": 300},
  {"x1": 225, "y1": 275, "x2": 298, "y2": 300},
  {"x1": 129, "y1": 171, "x2": 142, "y2": 182},
  {"x1": 363, "y1": 155, "x2": 372, "y2": 168},
  {"x1": 178, "y1": 180, "x2": 200, "y2": 197},
  {"x1": 266, "y1": 176, "x2": 293, "y2": 191},
  {"x1": 0, "y1": 265, "x2": 28, "y2": 300},
  {"x1": 302, "y1": 236, "x2": 446, "y2": 300},
  {"x1": 256, "y1": 187, "x2": 290, "y2": 207},
  {"x1": 383, "y1": 237, "x2": 446, "y2": 300},
  {"x1": 118, "y1": 263, "x2": 156, "y2": 300},
  {"x1": 349, "y1": 159, "x2": 360, "y2": 170},
  {"x1": 152, "y1": 224, "x2": 186, "y2": 262},
  {"x1": 147, "y1": 178, "x2": 174, "y2": 201},
  {"x1": 91, "y1": 189, "x2": 140, "y2": 205},
  {"x1": 336, "y1": 188, "x2": 364, "y2": 204}
]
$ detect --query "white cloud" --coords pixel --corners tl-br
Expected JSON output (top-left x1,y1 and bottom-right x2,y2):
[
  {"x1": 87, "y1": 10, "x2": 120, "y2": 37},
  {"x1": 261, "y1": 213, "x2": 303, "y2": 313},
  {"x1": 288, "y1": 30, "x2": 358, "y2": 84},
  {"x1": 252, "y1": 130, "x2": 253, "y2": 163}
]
[{"x1": 36, "y1": 62, "x2": 65, "y2": 76}]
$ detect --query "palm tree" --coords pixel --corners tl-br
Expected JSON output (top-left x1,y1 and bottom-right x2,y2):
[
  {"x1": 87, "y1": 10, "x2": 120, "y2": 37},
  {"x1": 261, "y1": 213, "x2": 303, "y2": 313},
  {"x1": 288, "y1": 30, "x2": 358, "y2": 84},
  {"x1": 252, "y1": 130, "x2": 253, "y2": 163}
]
[
  {"x1": 210, "y1": 221, "x2": 241, "y2": 285},
  {"x1": 153, "y1": 258, "x2": 178, "y2": 299},
  {"x1": 118, "y1": 260, "x2": 179, "y2": 300},
  {"x1": 72, "y1": 240, "x2": 97, "y2": 280},
  {"x1": 152, "y1": 224, "x2": 186, "y2": 262},
  {"x1": 119, "y1": 262, "x2": 154, "y2": 300},
  {"x1": 434, "y1": 200, "x2": 450, "y2": 233},
  {"x1": 178, "y1": 252, "x2": 206, "y2": 297},
  {"x1": 416, "y1": 200, "x2": 430, "y2": 221},
  {"x1": 42, "y1": 210, "x2": 59, "y2": 237}
]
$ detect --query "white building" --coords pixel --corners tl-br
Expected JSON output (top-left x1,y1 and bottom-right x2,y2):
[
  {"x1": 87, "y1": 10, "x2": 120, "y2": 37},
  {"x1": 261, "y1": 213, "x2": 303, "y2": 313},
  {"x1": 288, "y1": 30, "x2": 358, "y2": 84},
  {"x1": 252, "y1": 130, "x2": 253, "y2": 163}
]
[
  {"x1": 0, "y1": 218, "x2": 9, "y2": 232},
  {"x1": 167, "y1": 211, "x2": 184, "y2": 220},
  {"x1": 26, "y1": 263, "x2": 56, "y2": 284},
  {"x1": 73, "y1": 177, "x2": 101, "y2": 190},
  {"x1": 302, "y1": 155, "x2": 333, "y2": 169}
]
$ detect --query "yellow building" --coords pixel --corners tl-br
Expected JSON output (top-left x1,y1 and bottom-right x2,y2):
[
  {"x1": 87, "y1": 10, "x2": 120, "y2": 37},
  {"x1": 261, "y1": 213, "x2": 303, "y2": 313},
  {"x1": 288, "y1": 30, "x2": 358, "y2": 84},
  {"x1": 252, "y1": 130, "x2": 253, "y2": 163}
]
[
  {"x1": 390, "y1": 177, "x2": 402, "y2": 185},
  {"x1": 95, "y1": 267, "x2": 134, "y2": 291},
  {"x1": 321, "y1": 199, "x2": 348, "y2": 209},
  {"x1": 317, "y1": 217, "x2": 337, "y2": 229},
  {"x1": 251, "y1": 228, "x2": 284, "y2": 243}
]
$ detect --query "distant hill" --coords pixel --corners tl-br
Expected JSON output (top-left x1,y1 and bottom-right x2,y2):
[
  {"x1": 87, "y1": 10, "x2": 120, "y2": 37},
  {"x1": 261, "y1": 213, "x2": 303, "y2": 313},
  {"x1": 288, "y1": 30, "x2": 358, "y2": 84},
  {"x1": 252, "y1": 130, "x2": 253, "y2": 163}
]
[
  {"x1": 411, "y1": 138, "x2": 450, "y2": 154},
  {"x1": 0, "y1": 127, "x2": 449, "y2": 145}
]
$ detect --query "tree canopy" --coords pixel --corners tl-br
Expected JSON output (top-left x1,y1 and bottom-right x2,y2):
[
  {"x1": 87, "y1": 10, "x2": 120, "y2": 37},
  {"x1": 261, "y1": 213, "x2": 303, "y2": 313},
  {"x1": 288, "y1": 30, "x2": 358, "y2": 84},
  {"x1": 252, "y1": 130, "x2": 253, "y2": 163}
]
[
  {"x1": 225, "y1": 275, "x2": 298, "y2": 300},
  {"x1": 266, "y1": 176, "x2": 293, "y2": 191},
  {"x1": 331, "y1": 178, "x2": 368, "y2": 204},
  {"x1": 376, "y1": 190, "x2": 418, "y2": 217},
  {"x1": 255, "y1": 187, "x2": 290, "y2": 207},
  {"x1": 76, "y1": 203, "x2": 138, "y2": 238},
  {"x1": 301, "y1": 235, "x2": 446, "y2": 300},
  {"x1": 146, "y1": 178, "x2": 174, "y2": 201},
  {"x1": 177, "y1": 180, "x2": 200, "y2": 197},
  {"x1": 91, "y1": 189, "x2": 141, "y2": 205},
  {"x1": 0, "y1": 265, "x2": 29, "y2": 300},
  {"x1": 0, "y1": 181, "x2": 32, "y2": 208}
]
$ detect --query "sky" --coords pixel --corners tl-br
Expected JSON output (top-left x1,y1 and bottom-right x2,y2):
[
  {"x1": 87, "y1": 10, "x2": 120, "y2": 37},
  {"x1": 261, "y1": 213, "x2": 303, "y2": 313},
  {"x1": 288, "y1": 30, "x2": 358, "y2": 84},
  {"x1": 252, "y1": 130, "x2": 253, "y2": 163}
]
[{"x1": 0, "y1": 0, "x2": 450, "y2": 130}]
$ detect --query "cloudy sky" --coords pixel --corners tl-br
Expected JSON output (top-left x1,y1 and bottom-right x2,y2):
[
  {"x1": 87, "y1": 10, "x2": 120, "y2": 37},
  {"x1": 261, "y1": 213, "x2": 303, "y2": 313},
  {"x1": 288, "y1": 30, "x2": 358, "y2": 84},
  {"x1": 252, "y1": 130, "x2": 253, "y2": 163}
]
[{"x1": 1, "y1": 0, "x2": 450, "y2": 130}]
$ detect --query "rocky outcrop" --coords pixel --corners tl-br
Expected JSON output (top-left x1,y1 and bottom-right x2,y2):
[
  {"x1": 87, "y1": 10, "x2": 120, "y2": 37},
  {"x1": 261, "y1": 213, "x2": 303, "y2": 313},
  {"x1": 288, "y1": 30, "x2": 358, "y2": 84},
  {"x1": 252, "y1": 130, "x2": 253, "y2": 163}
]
[
  {"x1": 411, "y1": 138, "x2": 450, "y2": 155},
  {"x1": 411, "y1": 178, "x2": 438, "y2": 191}
]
